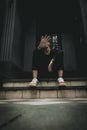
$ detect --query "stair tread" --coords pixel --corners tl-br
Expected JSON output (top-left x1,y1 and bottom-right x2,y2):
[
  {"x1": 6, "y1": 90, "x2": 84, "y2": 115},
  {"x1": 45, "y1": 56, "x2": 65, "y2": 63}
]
[{"x1": 2, "y1": 81, "x2": 87, "y2": 87}]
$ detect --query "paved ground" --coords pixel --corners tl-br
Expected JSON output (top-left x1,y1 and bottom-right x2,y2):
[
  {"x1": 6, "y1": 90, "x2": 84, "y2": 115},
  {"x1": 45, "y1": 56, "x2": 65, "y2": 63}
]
[{"x1": 0, "y1": 98, "x2": 87, "y2": 130}]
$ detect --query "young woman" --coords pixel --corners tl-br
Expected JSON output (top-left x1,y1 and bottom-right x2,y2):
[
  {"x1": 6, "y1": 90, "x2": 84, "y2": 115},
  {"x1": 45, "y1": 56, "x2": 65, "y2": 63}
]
[{"x1": 29, "y1": 35, "x2": 66, "y2": 86}]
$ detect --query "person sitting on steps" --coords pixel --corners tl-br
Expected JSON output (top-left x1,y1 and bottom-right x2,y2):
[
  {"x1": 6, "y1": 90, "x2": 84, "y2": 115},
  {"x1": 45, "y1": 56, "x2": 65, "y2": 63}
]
[{"x1": 29, "y1": 34, "x2": 66, "y2": 86}]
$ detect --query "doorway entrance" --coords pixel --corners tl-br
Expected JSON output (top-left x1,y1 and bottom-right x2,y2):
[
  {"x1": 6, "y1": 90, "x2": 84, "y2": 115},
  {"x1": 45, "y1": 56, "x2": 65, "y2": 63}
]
[
  {"x1": 36, "y1": 0, "x2": 85, "y2": 77},
  {"x1": 1, "y1": 0, "x2": 86, "y2": 80}
]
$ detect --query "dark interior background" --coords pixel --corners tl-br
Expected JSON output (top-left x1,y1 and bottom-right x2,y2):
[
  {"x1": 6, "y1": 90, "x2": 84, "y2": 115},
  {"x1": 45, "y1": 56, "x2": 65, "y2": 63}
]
[
  {"x1": 16, "y1": 0, "x2": 86, "y2": 76},
  {"x1": 0, "y1": 0, "x2": 87, "y2": 79}
]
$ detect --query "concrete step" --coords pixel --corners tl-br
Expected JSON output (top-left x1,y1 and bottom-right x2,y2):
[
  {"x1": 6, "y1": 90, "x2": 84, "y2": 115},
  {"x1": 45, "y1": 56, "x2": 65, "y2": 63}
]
[
  {"x1": 2, "y1": 81, "x2": 87, "y2": 87},
  {"x1": 0, "y1": 81, "x2": 87, "y2": 99}
]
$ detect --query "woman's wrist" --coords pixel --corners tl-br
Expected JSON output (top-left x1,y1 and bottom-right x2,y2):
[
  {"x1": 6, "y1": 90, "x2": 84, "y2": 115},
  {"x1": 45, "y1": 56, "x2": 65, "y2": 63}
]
[
  {"x1": 49, "y1": 59, "x2": 54, "y2": 65},
  {"x1": 51, "y1": 59, "x2": 54, "y2": 63}
]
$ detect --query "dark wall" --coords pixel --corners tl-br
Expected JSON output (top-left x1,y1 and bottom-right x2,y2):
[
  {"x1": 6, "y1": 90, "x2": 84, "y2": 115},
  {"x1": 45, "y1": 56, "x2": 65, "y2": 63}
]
[
  {"x1": 62, "y1": 33, "x2": 77, "y2": 71},
  {"x1": 0, "y1": 0, "x2": 6, "y2": 58},
  {"x1": 74, "y1": 0, "x2": 87, "y2": 74},
  {"x1": 12, "y1": 9, "x2": 24, "y2": 70},
  {"x1": 24, "y1": 21, "x2": 36, "y2": 71},
  {"x1": 80, "y1": 0, "x2": 87, "y2": 44},
  {"x1": 16, "y1": 0, "x2": 36, "y2": 72}
]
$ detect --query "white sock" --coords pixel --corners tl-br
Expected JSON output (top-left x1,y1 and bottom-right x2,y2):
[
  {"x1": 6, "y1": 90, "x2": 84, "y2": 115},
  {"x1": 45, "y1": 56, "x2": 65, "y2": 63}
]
[
  {"x1": 58, "y1": 77, "x2": 64, "y2": 83},
  {"x1": 32, "y1": 78, "x2": 38, "y2": 83}
]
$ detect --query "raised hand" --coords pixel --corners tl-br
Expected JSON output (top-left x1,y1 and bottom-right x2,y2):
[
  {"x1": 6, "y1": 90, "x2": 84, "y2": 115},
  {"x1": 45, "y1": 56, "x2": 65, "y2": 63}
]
[
  {"x1": 41, "y1": 35, "x2": 51, "y2": 42},
  {"x1": 37, "y1": 35, "x2": 51, "y2": 49}
]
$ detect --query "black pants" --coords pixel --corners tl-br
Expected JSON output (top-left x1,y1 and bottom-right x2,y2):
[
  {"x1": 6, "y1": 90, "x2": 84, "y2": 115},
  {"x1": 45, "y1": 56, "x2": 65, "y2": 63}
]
[{"x1": 32, "y1": 49, "x2": 64, "y2": 78}]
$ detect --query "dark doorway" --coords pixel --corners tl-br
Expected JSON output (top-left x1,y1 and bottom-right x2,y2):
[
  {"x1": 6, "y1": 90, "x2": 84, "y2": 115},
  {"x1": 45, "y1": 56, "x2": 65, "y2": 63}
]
[
  {"x1": 6, "y1": 0, "x2": 87, "y2": 79},
  {"x1": 36, "y1": 0, "x2": 85, "y2": 77}
]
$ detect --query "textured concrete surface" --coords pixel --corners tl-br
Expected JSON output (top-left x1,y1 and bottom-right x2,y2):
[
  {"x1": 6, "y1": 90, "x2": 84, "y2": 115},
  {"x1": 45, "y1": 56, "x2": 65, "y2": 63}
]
[
  {"x1": 0, "y1": 89, "x2": 87, "y2": 99},
  {"x1": 0, "y1": 81, "x2": 87, "y2": 99},
  {"x1": 0, "y1": 98, "x2": 87, "y2": 130}
]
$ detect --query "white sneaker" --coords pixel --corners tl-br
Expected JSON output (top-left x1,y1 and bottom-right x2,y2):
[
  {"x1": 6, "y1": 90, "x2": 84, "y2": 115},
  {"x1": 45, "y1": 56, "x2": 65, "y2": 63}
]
[
  {"x1": 58, "y1": 77, "x2": 66, "y2": 86},
  {"x1": 29, "y1": 78, "x2": 38, "y2": 86}
]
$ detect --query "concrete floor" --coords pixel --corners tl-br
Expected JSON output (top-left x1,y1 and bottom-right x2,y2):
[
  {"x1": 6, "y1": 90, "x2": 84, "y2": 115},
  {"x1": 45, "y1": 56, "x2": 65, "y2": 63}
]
[{"x1": 0, "y1": 98, "x2": 87, "y2": 130}]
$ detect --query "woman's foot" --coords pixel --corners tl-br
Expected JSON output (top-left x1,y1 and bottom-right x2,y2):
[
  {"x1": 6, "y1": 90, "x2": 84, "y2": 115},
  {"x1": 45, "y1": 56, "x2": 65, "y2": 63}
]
[
  {"x1": 57, "y1": 77, "x2": 66, "y2": 86},
  {"x1": 29, "y1": 78, "x2": 38, "y2": 86}
]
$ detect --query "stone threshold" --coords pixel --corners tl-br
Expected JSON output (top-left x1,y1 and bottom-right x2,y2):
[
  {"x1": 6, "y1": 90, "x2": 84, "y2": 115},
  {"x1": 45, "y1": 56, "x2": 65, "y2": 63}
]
[{"x1": 2, "y1": 81, "x2": 87, "y2": 88}]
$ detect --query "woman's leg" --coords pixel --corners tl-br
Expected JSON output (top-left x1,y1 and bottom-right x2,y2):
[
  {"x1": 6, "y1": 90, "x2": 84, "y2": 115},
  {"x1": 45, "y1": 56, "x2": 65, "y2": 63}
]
[
  {"x1": 53, "y1": 52, "x2": 66, "y2": 86},
  {"x1": 58, "y1": 70, "x2": 64, "y2": 77},
  {"x1": 29, "y1": 49, "x2": 39, "y2": 86},
  {"x1": 32, "y1": 70, "x2": 38, "y2": 79}
]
